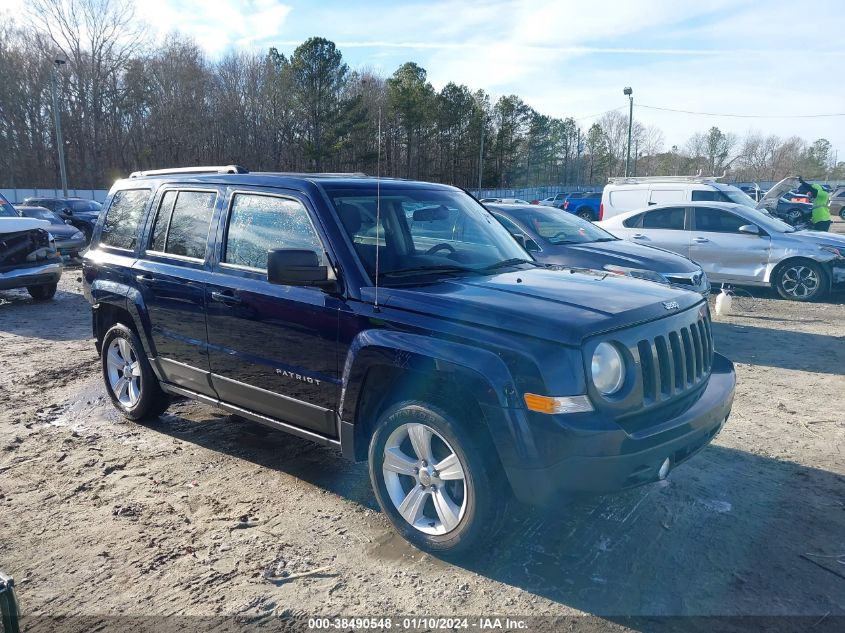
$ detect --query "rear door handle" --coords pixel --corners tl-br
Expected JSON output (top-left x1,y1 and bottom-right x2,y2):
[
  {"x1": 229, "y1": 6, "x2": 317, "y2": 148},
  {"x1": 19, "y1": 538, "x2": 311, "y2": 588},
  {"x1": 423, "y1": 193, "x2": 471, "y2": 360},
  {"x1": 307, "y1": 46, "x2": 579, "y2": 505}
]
[
  {"x1": 693, "y1": 237, "x2": 710, "y2": 243},
  {"x1": 210, "y1": 290, "x2": 242, "y2": 305},
  {"x1": 135, "y1": 274, "x2": 157, "y2": 285},
  {"x1": 632, "y1": 234, "x2": 647, "y2": 239}
]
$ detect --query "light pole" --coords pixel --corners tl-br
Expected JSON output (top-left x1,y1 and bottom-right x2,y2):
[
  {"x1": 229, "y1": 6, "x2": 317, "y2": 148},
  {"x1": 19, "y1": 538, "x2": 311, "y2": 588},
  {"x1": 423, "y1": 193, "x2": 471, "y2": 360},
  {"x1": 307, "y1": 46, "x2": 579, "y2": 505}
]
[
  {"x1": 623, "y1": 87, "x2": 633, "y2": 177},
  {"x1": 50, "y1": 56, "x2": 68, "y2": 197}
]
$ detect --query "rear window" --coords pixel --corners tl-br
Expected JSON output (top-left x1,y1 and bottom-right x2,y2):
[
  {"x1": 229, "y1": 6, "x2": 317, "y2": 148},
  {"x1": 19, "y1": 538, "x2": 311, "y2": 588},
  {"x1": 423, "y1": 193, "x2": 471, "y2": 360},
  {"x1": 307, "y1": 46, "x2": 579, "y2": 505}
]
[
  {"x1": 622, "y1": 213, "x2": 644, "y2": 228},
  {"x1": 100, "y1": 189, "x2": 151, "y2": 250},
  {"x1": 642, "y1": 207, "x2": 686, "y2": 230},
  {"x1": 69, "y1": 199, "x2": 102, "y2": 213},
  {"x1": 151, "y1": 190, "x2": 216, "y2": 259}
]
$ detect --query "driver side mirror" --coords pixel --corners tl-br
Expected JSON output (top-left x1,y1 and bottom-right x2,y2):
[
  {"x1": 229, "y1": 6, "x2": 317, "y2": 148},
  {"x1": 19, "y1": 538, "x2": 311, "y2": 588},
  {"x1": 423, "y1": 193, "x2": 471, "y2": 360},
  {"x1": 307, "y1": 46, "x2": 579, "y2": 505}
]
[
  {"x1": 267, "y1": 249, "x2": 334, "y2": 289},
  {"x1": 738, "y1": 224, "x2": 760, "y2": 235}
]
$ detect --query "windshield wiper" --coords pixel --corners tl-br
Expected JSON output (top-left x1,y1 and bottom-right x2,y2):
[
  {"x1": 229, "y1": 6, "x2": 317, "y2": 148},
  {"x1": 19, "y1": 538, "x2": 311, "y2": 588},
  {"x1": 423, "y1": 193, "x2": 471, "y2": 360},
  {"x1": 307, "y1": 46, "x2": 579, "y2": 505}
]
[
  {"x1": 591, "y1": 237, "x2": 617, "y2": 242},
  {"x1": 378, "y1": 265, "x2": 476, "y2": 279},
  {"x1": 480, "y1": 258, "x2": 537, "y2": 272}
]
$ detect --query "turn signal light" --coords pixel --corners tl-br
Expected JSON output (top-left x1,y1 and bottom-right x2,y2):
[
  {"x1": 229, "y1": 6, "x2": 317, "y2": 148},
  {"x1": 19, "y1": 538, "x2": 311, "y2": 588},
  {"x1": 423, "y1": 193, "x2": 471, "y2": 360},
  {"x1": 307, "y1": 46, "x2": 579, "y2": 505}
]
[{"x1": 524, "y1": 393, "x2": 593, "y2": 414}]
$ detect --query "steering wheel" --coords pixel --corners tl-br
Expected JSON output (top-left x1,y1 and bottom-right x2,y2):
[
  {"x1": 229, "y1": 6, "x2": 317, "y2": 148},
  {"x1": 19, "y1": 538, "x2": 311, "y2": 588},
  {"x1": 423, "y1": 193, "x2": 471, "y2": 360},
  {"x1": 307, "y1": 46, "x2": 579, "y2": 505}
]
[{"x1": 425, "y1": 243, "x2": 456, "y2": 256}]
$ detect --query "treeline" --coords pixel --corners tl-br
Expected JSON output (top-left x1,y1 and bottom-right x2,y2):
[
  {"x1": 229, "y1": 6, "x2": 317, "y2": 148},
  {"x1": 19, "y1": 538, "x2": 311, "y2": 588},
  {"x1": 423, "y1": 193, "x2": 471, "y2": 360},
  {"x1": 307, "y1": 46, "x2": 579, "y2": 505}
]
[{"x1": 1, "y1": 0, "x2": 842, "y2": 191}]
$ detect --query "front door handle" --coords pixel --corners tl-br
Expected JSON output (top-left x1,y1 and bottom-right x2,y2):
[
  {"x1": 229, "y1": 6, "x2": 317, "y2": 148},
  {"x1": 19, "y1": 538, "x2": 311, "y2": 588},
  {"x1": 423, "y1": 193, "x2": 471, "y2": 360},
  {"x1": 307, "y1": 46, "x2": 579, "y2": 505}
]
[
  {"x1": 693, "y1": 237, "x2": 710, "y2": 243},
  {"x1": 210, "y1": 290, "x2": 242, "y2": 305},
  {"x1": 632, "y1": 233, "x2": 647, "y2": 239}
]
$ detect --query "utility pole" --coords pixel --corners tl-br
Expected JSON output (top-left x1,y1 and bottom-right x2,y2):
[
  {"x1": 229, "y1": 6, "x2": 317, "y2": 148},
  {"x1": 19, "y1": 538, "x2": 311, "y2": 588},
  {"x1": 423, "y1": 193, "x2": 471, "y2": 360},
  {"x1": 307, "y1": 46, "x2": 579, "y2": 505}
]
[
  {"x1": 50, "y1": 56, "x2": 68, "y2": 197},
  {"x1": 623, "y1": 87, "x2": 633, "y2": 177}
]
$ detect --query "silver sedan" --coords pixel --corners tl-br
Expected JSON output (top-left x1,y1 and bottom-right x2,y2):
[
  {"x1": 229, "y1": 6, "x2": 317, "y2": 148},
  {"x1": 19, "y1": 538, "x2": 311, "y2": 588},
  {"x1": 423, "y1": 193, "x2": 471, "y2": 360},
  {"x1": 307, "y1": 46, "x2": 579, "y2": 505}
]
[{"x1": 598, "y1": 201, "x2": 845, "y2": 301}]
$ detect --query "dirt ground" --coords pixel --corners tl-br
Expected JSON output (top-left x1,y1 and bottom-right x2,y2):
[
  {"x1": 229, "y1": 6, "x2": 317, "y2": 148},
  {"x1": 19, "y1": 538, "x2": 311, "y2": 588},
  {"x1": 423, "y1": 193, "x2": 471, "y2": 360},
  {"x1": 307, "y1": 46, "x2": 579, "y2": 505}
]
[{"x1": 1, "y1": 222, "x2": 844, "y2": 632}]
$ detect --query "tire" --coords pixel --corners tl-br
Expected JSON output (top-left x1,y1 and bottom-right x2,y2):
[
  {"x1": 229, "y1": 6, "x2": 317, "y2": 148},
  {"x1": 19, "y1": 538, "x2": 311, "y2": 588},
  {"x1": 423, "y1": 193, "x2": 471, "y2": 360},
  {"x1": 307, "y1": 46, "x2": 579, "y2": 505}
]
[
  {"x1": 839, "y1": 207, "x2": 845, "y2": 221},
  {"x1": 26, "y1": 283, "x2": 57, "y2": 300},
  {"x1": 774, "y1": 260, "x2": 827, "y2": 301},
  {"x1": 368, "y1": 400, "x2": 505, "y2": 556},
  {"x1": 576, "y1": 208, "x2": 594, "y2": 221},
  {"x1": 101, "y1": 323, "x2": 169, "y2": 420}
]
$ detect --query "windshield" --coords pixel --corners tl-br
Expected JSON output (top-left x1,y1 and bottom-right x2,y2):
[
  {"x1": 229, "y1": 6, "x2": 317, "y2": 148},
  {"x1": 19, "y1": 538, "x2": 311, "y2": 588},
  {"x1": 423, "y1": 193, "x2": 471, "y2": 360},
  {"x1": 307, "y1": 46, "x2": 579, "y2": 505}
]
[
  {"x1": 495, "y1": 205, "x2": 616, "y2": 245},
  {"x1": 324, "y1": 186, "x2": 530, "y2": 282},
  {"x1": 19, "y1": 207, "x2": 64, "y2": 224},
  {"x1": 0, "y1": 194, "x2": 16, "y2": 217},
  {"x1": 69, "y1": 199, "x2": 102, "y2": 212}
]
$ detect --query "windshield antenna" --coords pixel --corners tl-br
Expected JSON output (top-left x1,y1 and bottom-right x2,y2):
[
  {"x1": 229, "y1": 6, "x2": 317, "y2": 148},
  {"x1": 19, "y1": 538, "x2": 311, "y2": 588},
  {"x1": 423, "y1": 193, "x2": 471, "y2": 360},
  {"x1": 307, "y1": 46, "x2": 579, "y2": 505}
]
[{"x1": 374, "y1": 105, "x2": 382, "y2": 312}]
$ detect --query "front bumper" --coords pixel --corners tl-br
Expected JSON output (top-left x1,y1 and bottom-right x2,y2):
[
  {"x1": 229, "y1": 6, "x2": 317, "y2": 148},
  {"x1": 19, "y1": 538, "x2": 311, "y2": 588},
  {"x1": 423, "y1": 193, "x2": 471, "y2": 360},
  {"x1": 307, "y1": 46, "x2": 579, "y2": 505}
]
[
  {"x1": 55, "y1": 236, "x2": 87, "y2": 255},
  {"x1": 824, "y1": 260, "x2": 845, "y2": 290},
  {"x1": 483, "y1": 353, "x2": 736, "y2": 505},
  {"x1": 0, "y1": 261, "x2": 63, "y2": 291}
]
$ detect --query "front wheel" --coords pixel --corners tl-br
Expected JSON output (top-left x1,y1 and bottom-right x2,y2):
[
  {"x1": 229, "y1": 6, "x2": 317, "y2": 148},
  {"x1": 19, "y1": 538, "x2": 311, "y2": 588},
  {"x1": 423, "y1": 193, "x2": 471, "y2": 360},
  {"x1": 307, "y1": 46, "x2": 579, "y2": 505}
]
[
  {"x1": 27, "y1": 283, "x2": 57, "y2": 300},
  {"x1": 102, "y1": 324, "x2": 169, "y2": 420},
  {"x1": 775, "y1": 260, "x2": 826, "y2": 301},
  {"x1": 368, "y1": 401, "x2": 504, "y2": 555}
]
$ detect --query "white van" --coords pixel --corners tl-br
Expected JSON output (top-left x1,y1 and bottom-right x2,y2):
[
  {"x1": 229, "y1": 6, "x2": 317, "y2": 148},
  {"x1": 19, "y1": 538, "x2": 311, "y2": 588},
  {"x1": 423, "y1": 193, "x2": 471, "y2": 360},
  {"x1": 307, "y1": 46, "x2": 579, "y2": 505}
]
[{"x1": 600, "y1": 176, "x2": 757, "y2": 220}]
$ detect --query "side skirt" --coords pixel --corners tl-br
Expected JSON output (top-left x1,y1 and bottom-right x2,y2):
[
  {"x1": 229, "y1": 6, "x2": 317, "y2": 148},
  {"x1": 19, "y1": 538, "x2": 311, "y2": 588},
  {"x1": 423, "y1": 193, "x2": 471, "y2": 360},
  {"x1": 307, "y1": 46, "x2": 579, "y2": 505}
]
[{"x1": 160, "y1": 382, "x2": 343, "y2": 451}]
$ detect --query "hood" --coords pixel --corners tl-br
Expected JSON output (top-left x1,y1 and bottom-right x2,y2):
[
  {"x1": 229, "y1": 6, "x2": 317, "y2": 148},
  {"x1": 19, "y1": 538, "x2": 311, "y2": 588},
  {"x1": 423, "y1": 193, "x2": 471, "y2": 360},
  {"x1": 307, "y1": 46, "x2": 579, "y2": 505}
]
[
  {"x1": 758, "y1": 176, "x2": 799, "y2": 210},
  {"x1": 786, "y1": 229, "x2": 845, "y2": 248},
  {"x1": 0, "y1": 217, "x2": 51, "y2": 234},
  {"x1": 46, "y1": 223, "x2": 82, "y2": 238},
  {"x1": 377, "y1": 267, "x2": 703, "y2": 347},
  {"x1": 535, "y1": 239, "x2": 700, "y2": 273}
]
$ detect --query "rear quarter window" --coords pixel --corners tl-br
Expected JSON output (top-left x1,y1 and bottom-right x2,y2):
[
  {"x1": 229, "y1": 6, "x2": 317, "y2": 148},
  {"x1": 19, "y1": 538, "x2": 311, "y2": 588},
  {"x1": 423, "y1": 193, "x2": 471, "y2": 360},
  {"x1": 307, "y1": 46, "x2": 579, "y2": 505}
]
[{"x1": 100, "y1": 189, "x2": 151, "y2": 250}]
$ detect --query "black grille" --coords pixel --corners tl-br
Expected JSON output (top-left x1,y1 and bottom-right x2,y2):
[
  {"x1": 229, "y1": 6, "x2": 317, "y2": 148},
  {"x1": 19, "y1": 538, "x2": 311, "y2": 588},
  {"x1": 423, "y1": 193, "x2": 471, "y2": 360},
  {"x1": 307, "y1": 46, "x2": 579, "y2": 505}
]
[{"x1": 635, "y1": 310, "x2": 713, "y2": 407}]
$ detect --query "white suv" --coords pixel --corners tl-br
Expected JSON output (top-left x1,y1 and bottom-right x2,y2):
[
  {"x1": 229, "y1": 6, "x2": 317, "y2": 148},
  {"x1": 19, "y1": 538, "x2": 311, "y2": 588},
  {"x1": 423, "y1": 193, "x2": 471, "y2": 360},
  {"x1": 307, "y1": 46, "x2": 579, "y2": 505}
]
[{"x1": 600, "y1": 176, "x2": 757, "y2": 220}]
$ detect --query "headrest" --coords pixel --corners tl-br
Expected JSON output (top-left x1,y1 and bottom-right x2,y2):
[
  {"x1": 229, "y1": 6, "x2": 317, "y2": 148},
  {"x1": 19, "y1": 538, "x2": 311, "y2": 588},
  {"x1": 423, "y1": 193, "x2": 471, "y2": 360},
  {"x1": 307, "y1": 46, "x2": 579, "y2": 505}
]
[{"x1": 336, "y1": 202, "x2": 361, "y2": 234}]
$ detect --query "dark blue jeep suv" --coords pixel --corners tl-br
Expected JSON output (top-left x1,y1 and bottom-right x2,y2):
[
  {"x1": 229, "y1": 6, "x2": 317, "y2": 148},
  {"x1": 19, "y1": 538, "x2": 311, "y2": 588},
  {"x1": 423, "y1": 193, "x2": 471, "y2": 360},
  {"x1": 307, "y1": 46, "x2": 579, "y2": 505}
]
[{"x1": 83, "y1": 166, "x2": 735, "y2": 554}]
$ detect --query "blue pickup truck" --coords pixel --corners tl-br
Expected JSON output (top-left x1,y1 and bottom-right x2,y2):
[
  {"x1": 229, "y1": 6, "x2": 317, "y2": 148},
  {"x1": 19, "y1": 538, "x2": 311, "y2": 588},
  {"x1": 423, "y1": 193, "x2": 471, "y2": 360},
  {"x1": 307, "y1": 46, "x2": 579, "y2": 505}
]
[{"x1": 563, "y1": 191, "x2": 603, "y2": 221}]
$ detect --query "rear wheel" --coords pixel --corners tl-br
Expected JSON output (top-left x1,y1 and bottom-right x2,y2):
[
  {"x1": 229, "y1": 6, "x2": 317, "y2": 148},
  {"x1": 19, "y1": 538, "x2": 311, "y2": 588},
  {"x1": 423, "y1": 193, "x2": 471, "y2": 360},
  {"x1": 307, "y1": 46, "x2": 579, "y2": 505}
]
[
  {"x1": 839, "y1": 207, "x2": 845, "y2": 221},
  {"x1": 27, "y1": 283, "x2": 57, "y2": 301},
  {"x1": 368, "y1": 400, "x2": 504, "y2": 556},
  {"x1": 102, "y1": 324, "x2": 169, "y2": 420},
  {"x1": 576, "y1": 208, "x2": 594, "y2": 221},
  {"x1": 775, "y1": 260, "x2": 826, "y2": 301}
]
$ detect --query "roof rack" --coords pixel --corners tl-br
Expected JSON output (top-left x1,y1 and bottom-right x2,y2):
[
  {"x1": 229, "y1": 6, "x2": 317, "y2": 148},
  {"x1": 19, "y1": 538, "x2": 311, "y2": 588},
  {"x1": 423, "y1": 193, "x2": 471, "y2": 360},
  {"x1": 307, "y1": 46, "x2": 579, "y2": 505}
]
[
  {"x1": 253, "y1": 171, "x2": 370, "y2": 178},
  {"x1": 607, "y1": 171, "x2": 727, "y2": 185},
  {"x1": 128, "y1": 165, "x2": 249, "y2": 178}
]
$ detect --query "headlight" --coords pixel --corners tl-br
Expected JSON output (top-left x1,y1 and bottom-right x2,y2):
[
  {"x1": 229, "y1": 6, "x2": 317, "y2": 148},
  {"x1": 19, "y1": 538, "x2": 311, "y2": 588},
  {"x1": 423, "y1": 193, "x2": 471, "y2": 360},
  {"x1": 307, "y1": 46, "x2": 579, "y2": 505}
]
[
  {"x1": 591, "y1": 342, "x2": 625, "y2": 395},
  {"x1": 71, "y1": 230, "x2": 84, "y2": 240},
  {"x1": 819, "y1": 245, "x2": 844, "y2": 258},
  {"x1": 603, "y1": 264, "x2": 668, "y2": 285}
]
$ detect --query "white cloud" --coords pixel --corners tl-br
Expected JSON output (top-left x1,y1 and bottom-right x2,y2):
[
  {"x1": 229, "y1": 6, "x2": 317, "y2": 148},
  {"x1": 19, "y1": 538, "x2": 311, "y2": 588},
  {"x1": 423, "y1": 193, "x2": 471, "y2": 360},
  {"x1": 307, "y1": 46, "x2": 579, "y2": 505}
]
[{"x1": 136, "y1": 0, "x2": 292, "y2": 55}]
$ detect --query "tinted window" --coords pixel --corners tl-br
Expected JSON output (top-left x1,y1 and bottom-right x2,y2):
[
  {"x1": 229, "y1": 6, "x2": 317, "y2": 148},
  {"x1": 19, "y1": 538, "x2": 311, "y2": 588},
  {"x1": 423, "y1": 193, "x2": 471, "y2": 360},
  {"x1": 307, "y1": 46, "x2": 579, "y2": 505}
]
[
  {"x1": 224, "y1": 194, "x2": 324, "y2": 270},
  {"x1": 642, "y1": 207, "x2": 686, "y2": 230},
  {"x1": 694, "y1": 207, "x2": 747, "y2": 233},
  {"x1": 161, "y1": 191, "x2": 216, "y2": 259},
  {"x1": 149, "y1": 190, "x2": 178, "y2": 252},
  {"x1": 68, "y1": 200, "x2": 102, "y2": 212},
  {"x1": 100, "y1": 189, "x2": 151, "y2": 250},
  {"x1": 622, "y1": 212, "x2": 644, "y2": 228}
]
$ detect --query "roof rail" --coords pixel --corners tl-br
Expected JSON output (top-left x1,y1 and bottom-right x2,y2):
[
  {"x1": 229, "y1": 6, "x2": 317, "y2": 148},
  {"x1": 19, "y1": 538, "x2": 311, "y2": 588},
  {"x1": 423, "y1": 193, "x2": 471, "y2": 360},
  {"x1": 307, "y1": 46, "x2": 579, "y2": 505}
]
[
  {"x1": 607, "y1": 171, "x2": 727, "y2": 185},
  {"x1": 128, "y1": 165, "x2": 249, "y2": 178},
  {"x1": 255, "y1": 171, "x2": 370, "y2": 178}
]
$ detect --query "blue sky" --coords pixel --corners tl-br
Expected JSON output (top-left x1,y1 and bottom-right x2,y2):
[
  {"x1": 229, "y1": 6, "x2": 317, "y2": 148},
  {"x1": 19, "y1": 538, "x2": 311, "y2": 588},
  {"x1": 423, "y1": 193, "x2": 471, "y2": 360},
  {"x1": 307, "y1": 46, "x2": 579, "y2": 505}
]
[{"x1": 6, "y1": 0, "x2": 845, "y2": 156}]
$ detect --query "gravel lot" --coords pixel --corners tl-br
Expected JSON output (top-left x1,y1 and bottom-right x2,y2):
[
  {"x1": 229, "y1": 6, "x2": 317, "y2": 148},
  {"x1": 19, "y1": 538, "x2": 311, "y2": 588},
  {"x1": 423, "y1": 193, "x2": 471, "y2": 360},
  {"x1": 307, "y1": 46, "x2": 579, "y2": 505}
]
[{"x1": 1, "y1": 221, "x2": 843, "y2": 631}]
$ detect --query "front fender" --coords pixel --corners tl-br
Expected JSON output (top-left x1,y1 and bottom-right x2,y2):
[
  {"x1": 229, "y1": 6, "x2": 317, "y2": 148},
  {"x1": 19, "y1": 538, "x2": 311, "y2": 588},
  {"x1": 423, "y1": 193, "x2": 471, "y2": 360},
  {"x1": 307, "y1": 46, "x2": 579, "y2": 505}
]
[{"x1": 338, "y1": 329, "x2": 522, "y2": 460}]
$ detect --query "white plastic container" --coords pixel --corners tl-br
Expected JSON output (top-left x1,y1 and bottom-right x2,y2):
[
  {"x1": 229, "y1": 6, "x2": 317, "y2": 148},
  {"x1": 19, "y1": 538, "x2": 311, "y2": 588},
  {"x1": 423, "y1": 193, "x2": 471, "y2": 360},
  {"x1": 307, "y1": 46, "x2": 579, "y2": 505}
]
[{"x1": 715, "y1": 289, "x2": 732, "y2": 317}]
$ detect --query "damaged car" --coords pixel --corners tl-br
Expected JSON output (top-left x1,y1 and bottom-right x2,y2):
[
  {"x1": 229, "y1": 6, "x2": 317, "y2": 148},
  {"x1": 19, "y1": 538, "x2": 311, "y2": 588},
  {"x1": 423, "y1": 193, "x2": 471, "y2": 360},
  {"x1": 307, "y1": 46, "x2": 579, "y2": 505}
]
[{"x1": 0, "y1": 192, "x2": 63, "y2": 300}]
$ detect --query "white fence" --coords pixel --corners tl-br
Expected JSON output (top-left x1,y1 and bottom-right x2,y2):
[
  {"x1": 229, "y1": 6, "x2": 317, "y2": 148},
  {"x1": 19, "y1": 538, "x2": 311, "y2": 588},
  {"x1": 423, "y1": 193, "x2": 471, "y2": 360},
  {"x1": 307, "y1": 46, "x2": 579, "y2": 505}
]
[{"x1": 1, "y1": 188, "x2": 109, "y2": 204}]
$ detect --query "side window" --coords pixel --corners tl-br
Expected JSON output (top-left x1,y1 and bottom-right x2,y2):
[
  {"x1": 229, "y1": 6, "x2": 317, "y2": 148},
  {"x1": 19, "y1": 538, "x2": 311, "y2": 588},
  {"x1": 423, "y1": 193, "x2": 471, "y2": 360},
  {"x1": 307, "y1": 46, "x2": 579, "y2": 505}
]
[
  {"x1": 100, "y1": 189, "x2": 151, "y2": 250},
  {"x1": 158, "y1": 190, "x2": 216, "y2": 259},
  {"x1": 694, "y1": 207, "x2": 747, "y2": 233},
  {"x1": 622, "y1": 212, "x2": 644, "y2": 228},
  {"x1": 224, "y1": 193, "x2": 324, "y2": 270},
  {"x1": 642, "y1": 207, "x2": 686, "y2": 230},
  {"x1": 149, "y1": 190, "x2": 178, "y2": 252}
]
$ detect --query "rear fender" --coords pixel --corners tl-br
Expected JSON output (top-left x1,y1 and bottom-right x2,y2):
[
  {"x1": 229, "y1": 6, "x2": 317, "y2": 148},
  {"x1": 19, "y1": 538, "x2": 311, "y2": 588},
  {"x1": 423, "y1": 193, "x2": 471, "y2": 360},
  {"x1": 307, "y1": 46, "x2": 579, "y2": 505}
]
[{"x1": 89, "y1": 278, "x2": 157, "y2": 360}]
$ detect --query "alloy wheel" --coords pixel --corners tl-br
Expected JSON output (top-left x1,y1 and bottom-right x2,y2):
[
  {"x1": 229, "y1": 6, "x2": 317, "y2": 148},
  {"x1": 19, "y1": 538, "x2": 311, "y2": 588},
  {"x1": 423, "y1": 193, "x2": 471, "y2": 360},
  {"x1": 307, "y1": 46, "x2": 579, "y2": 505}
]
[
  {"x1": 381, "y1": 422, "x2": 468, "y2": 535},
  {"x1": 781, "y1": 265, "x2": 819, "y2": 299},
  {"x1": 106, "y1": 338, "x2": 142, "y2": 407}
]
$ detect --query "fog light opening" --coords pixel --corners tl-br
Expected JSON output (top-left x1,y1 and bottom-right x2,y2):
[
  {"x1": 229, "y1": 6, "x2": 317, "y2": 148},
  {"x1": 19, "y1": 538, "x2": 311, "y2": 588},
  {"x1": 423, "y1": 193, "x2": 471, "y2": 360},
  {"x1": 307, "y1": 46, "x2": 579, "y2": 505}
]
[{"x1": 658, "y1": 458, "x2": 671, "y2": 480}]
